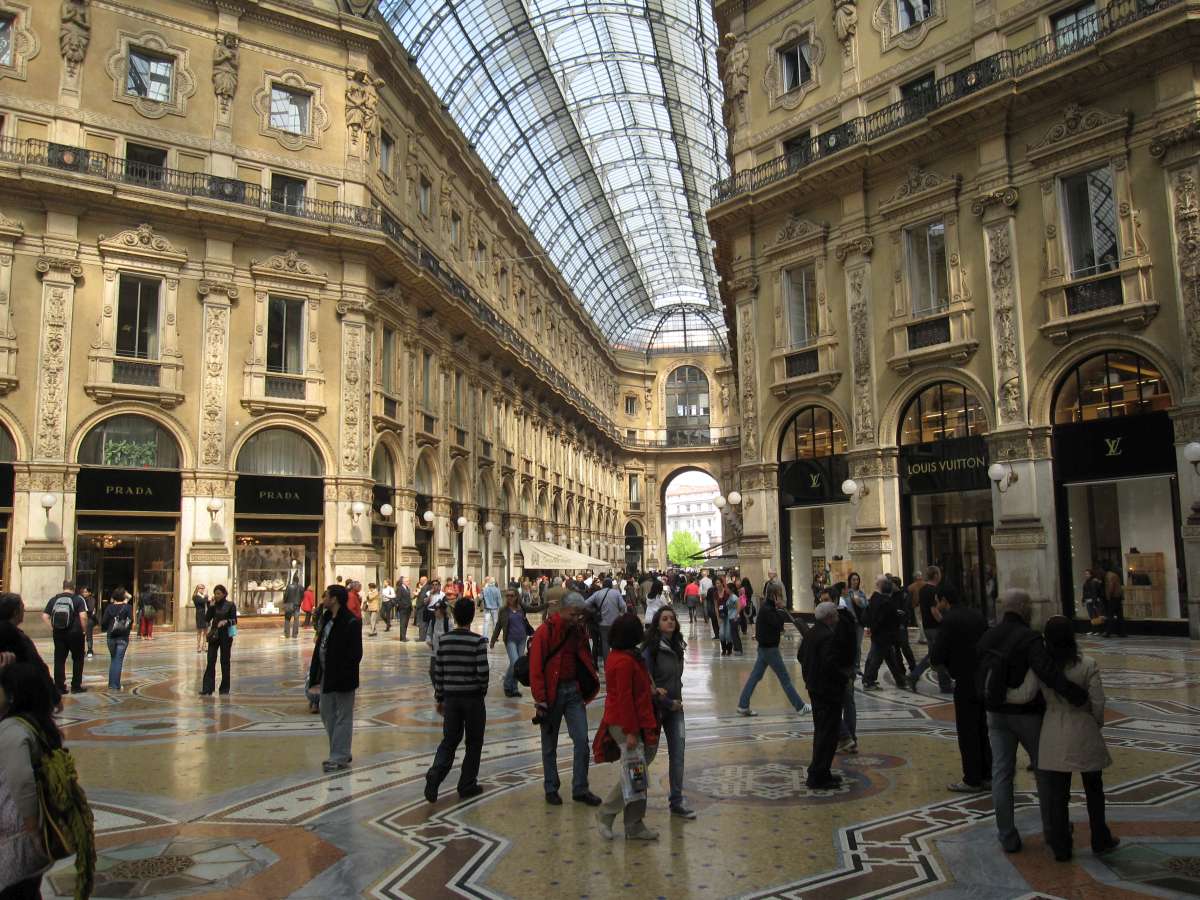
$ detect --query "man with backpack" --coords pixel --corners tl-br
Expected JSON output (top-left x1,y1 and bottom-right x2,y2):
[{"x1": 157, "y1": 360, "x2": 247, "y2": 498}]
[
  {"x1": 586, "y1": 578, "x2": 625, "y2": 664},
  {"x1": 977, "y1": 588, "x2": 1090, "y2": 854},
  {"x1": 41, "y1": 580, "x2": 88, "y2": 695},
  {"x1": 929, "y1": 586, "x2": 990, "y2": 792}
]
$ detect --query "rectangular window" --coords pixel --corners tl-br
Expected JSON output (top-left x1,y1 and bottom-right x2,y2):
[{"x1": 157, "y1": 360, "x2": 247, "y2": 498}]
[
  {"x1": 900, "y1": 72, "x2": 936, "y2": 104},
  {"x1": 1061, "y1": 166, "x2": 1119, "y2": 279},
  {"x1": 269, "y1": 85, "x2": 310, "y2": 135},
  {"x1": 785, "y1": 264, "x2": 819, "y2": 347},
  {"x1": 454, "y1": 372, "x2": 463, "y2": 423},
  {"x1": 1052, "y1": 3, "x2": 1098, "y2": 49},
  {"x1": 450, "y1": 212, "x2": 462, "y2": 247},
  {"x1": 115, "y1": 275, "x2": 160, "y2": 360},
  {"x1": 421, "y1": 351, "x2": 432, "y2": 410},
  {"x1": 125, "y1": 142, "x2": 167, "y2": 185},
  {"x1": 380, "y1": 132, "x2": 394, "y2": 175},
  {"x1": 904, "y1": 220, "x2": 949, "y2": 315},
  {"x1": 626, "y1": 429, "x2": 637, "y2": 442},
  {"x1": 628, "y1": 474, "x2": 640, "y2": 504},
  {"x1": 624, "y1": 395, "x2": 637, "y2": 416},
  {"x1": 381, "y1": 327, "x2": 395, "y2": 394},
  {"x1": 266, "y1": 296, "x2": 304, "y2": 374},
  {"x1": 419, "y1": 176, "x2": 432, "y2": 217},
  {"x1": 782, "y1": 131, "x2": 811, "y2": 165},
  {"x1": 896, "y1": 0, "x2": 934, "y2": 32},
  {"x1": 270, "y1": 173, "x2": 306, "y2": 215},
  {"x1": 778, "y1": 41, "x2": 812, "y2": 93},
  {"x1": 481, "y1": 389, "x2": 491, "y2": 434},
  {"x1": 0, "y1": 16, "x2": 13, "y2": 67},
  {"x1": 127, "y1": 49, "x2": 173, "y2": 102}
]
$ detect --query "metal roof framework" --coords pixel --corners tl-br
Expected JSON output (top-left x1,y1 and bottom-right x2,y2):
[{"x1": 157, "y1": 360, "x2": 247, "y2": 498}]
[{"x1": 379, "y1": 0, "x2": 729, "y2": 353}]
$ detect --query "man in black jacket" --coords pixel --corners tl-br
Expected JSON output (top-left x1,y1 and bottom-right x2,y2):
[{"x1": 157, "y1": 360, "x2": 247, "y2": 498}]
[
  {"x1": 980, "y1": 588, "x2": 1090, "y2": 854},
  {"x1": 800, "y1": 602, "x2": 846, "y2": 789},
  {"x1": 862, "y1": 576, "x2": 907, "y2": 690},
  {"x1": 930, "y1": 587, "x2": 990, "y2": 792},
  {"x1": 735, "y1": 588, "x2": 809, "y2": 716},
  {"x1": 395, "y1": 575, "x2": 413, "y2": 641},
  {"x1": 308, "y1": 584, "x2": 362, "y2": 772},
  {"x1": 283, "y1": 575, "x2": 304, "y2": 639}
]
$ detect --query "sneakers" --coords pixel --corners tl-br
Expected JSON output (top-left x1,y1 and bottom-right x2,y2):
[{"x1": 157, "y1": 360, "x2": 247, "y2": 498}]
[
  {"x1": 625, "y1": 825, "x2": 659, "y2": 841},
  {"x1": 670, "y1": 805, "x2": 697, "y2": 820},
  {"x1": 1001, "y1": 832, "x2": 1022, "y2": 854},
  {"x1": 794, "y1": 704, "x2": 810, "y2": 717},
  {"x1": 86, "y1": 653, "x2": 94, "y2": 660},
  {"x1": 736, "y1": 707, "x2": 758, "y2": 717},
  {"x1": 837, "y1": 737, "x2": 858, "y2": 754},
  {"x1": 597, "y1": 812, "x2": 616, "y2": 840},
  {"x1": 572, "y1": 791, "x2": 602, "y2": 806},
  {"x1": 947, "y1": 781, "x2": 987, "y2": 793},
  {"x1": 861, "y1": 681, "x2": 882, "y2": 692}
]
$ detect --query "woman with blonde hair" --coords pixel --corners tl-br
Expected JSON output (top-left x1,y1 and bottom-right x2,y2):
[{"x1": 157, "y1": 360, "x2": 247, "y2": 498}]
[{"x1": 192, "y1": 584, "x2": 209, "y2": 653}]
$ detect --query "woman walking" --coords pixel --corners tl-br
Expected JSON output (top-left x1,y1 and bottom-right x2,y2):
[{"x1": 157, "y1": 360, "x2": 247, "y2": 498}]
[
  {"x1": 642, "y1": 607, "x2": 694, "y2": 819},
  {"x1": 137, "y1": 584, "x2": 157, "y2": 640},
  {"x1": 100, "y1": 588, "x2": 135, "y2": 691},
  {"x1": 490, "y1": 589, "x2": 531, "y2": 698},
  {"x1": 593, "y1": 613, "x2": 660, "y2": 841},
  {"x1": 1037, "y1": 615, "x2": 1120, "y2": 861},
  {"x1": 682, "y1": 576, "x2": 700, "y2": 625},
  {"x1": 201, "y1": 585, "x2": 237, "y2": 697},
  {"x1": 192, "y1": 584, "x2": 209, "y2": 653},
  {"x1": 301, "y1": 584, "x2": 316, "y2": 630}
]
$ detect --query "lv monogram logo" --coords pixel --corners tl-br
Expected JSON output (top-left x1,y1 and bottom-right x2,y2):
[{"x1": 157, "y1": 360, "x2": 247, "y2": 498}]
[
  {"x1": 1104, "y1": 437, "x2": 1123, "y2": 457},
  {"x1": 809, "y1": 473, "x2": 822, "y2": 489}
]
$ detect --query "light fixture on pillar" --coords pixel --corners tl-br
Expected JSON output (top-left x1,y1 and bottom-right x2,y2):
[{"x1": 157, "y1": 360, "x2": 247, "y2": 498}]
[
  {"x1": 713, "y1": 495, "x2": 726, "y2": 509},
  {"x1": 422, "y1": 509, "x2": 434, "y2": 524},
  {"x1": 987, "y1": 462, "x2": 1018, "y2": 494},
  {"x1": 841, "y1": 478, "x2": 869, "y2": 502},
  {"x1": 727, "y1": 491, "x2": 742, "y2": 507},
  {"x1": 40, "y1": 493, "x2": 55, "y2": 518},
  {"x1": 1185, "y1": 442, "x2": 1200, "y2": 475},
  {"x1": 350, "y1": 500, "x2": 368, "y2": 524},
  {"x1": 379, "y1": 503, "x2": 394, "y2": 518},
  {"x1": 484, "y1": 521, "x2": 495, "y2": 532},
  {"x1": 455, "y1": 515, "x2": 467, "y2": 529},
  {"x1": 206, "y1": 497, "x2": 224, "y2": 523}
]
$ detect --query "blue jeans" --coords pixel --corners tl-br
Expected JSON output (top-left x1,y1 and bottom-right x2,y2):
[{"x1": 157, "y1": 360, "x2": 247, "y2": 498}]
[
  {"x1": 661, "y1": 707, "x2": 686, "y2": 808},
  {"x1": 107, "y1": 636, "x2": 128, "y2": 689},
  {"x1": 737, "y1": 647, "x2": 807, "y2": 712},
  {"x1": 540, "y1": 680, "x2": 591, "y2": 796},
  {"x1": 504, "y1": 639, "x2": 523, "y2": 694},
  {"x1": 988, "y1": 711, "x2": 1052, "y2": 844}
]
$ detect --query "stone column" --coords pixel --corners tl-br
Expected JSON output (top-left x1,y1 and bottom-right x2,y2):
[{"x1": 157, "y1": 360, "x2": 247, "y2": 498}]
[
  {"x1": 433, "y1": 496, "x2": 453, "y2": 579},
  {"x1": 462, "y1": 502, "x2": 481, "y2": 581},
  {"x1": 183, "y1": 472, "x2": 236, "y2": 609},
  {"x1": 395, "y1": 488, "x2": 420, "y2": 583}
]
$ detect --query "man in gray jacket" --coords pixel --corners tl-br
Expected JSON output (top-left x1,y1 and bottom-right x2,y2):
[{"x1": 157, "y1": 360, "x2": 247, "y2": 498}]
[{"x1": 586, "y1": 579, "x2": 625, "y2": 664}]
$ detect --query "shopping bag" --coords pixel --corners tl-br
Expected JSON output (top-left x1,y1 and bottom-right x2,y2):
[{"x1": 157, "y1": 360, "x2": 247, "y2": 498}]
[{"x1": 620, "y1": 746, "x2": 648, "y2": 804}]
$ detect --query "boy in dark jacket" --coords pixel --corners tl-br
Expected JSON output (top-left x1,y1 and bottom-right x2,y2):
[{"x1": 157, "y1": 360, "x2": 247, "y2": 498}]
[
  {"x1": 425, "y1": 598, "x2": 490, "y2": 802},
  {"x1": 307, "y1": 584, "x2": 362, "y2": 772}
]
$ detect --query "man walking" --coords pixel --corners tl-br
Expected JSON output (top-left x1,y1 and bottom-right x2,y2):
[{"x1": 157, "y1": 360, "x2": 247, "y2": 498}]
[
  {"x1": 908, "y1": 567, "x2": 953, "y2": 693},
  {"x1": 862, "y1": 575, "x2": 908, "y2": 690},
  {"x1": 586, "y1": 578, "x2": 625, "y2": 664},
  {"x1": 80, "y1": 585, "x2": 96, "y2": 659},
  {"x1": 530, "y1": 594, "x2": 602, "y2": 807},
  {"x1": 395, "y1": 575, "x2": 413, "y2": 640},
  {"x1": 283, "y1": 575, "x2": 303, "y2": 639},
  {"x1": 481, "y1": 577, "x2": 502, "y2": 639},
  {"x1": 930, "y1": 587, "x2": 991, "y2": 792},
  {"x1": 380, "y1": 579, "x2": 396, "y2": 631},
  {"x1": 307, "y1": 584, "x2": 362, "y2": 772},
  {"x1": 425, "y1": 597, "x2": 490, "y2": 802},
  {"x1": 735, "y1": 586, "x2": 809, "y2": 717},
  {"x1": 800, "y1": 602, "x2": 847, "y2": 789},
  {"x1": 42, "y1": 580, "x2": 87, "y2": 694}
]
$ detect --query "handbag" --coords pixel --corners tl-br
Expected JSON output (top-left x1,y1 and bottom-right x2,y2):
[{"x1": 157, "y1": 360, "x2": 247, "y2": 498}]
[{"x1": 228, "y1": 624, "x2": 238, "y2": 638}]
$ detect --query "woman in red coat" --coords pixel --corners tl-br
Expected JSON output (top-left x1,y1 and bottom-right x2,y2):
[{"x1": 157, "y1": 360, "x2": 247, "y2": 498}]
[{"x1": 593, "y1": 612, "x2": 660, "y2": 840}]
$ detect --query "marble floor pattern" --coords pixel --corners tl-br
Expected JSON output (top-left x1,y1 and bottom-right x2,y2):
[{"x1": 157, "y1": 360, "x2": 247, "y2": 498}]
[{"x1": 29, "y1": 620, "x2": 1200, "y2": 899}]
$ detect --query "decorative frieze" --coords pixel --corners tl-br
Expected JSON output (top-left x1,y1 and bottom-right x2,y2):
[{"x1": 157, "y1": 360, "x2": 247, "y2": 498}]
[
  {"x1": 1174, "y1": 170, "x2": 1200, "y2": 397},
  {"x1": 847, "y1": 266, "x2": 875, "y2": 446},
  {"x1": 59, "y1": 0, "x2": 89, "y2": 77},
  {"x1": 737, "y1": 303, "x2": 759, "y2": 460},
  {"x1": 33, "y1": 256, "x2": 80, "y2": 462},
  {"x1": 984, "y1": 221, "x2": 1025, "y2": 426}
]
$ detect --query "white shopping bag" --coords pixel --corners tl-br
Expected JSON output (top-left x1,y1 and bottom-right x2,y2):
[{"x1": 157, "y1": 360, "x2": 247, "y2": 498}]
[{"x1": 620, "y1": 745, "x2": 648, "y2": 804}]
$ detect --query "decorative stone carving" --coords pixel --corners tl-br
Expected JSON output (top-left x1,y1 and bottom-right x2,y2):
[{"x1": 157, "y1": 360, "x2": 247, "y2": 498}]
[
  {"x1": 1150, "y1": 117, "x2": 1200, "y2": 160},
  {"x1": 716, "y1": 33, "x2": 749, "y2": 141},
  {"x1": 250, "y1": 249, "x2": 324, "y2": 280},
  {"x1": 738, "y1": 304, "x2": 759, "y2": 460},
  {"x1": 211, "y1": 32, "x2": 239, "y2": 114},
  {"x1": 104, "y1": 30, "x2": 196, "y2": 119},
  {"x1": 1173, "y1": 171, "x2": 1200, "y2": 395},
  {"x1": 341, "y1": 324, "x2": 367, "y2": 473},
  {"x1": 775, "y1": 214, "x2": 824, "y2": 245},
  {"x1": 834, "y1": 236, "x2": 873, "y2": 261},
  {"x1": 199, "y1": 304, "x2": 228, "y2": 467},
  {"x1": 833, "y1": 1, "x2": 857, "y2": 52},
  {"x1": 98, "y1": 223, "x2": 186, "y2": 259},
  {"x1": 871, "y1": 0, "x2": 944, "y2": 53},
  {"x1": 34, "y1": 282, "x2": 71, "y2": 460},
  {"x1": 970, "y1": 186, "x2": 1019, "y2": 217},
  {"x1": 35, "y1": 256, "x2": 83, "y2": 281},
  {"x1": 345, "y1": 69, "x2": 382, "y2": 148},
  {"x1": 59, "y1": 0, "x2": 89, "y2": 75},
  {"x1": 848, "y1": 267, "x2": 875, "y2": 445},
  {"x1": 884, "y1": 166, "x2": 958, "y2": 207},
  {"x1": 1027, "y1": 104, "x2": 1128, "y2": 155},
  {"x1": 985, "y1": 222, "x2": 1024, "y2": 425}
]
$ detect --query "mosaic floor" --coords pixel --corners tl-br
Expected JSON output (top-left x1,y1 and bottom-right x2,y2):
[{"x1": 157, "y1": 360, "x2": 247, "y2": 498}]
[{"x1": 29, "y1": 619, "x2": 1200, "y2": 899}]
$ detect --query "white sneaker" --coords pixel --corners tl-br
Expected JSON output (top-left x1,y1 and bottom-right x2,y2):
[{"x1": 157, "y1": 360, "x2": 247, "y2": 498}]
[
  {"x1": 795, "y1": 704, "x2": 810, "y2": 717},
  {"x1": 597, "y1": 812, "x2": 616, "y2": 840},
  {"x1": 736, "y1": 707, "x2": 757, "y2": 717}
]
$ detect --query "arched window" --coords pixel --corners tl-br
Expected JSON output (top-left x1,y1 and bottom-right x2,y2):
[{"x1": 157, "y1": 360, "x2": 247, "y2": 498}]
[
  {"x1": 372, "y1": 444, "x2": 395, "y2": 486},
  {"x1": 236, "y1": 428, "x2": 322, "y2": 477},
  {"x1": 0, "y1": 424, "x2": 15, "y2": 463},
  {"x1": 79, "y1": 415, "x2": 180, "y2": 469},
  {"x1": 415, "y1": 454, "x2": 436, "y2": 496},
  {"x1": 665, "y1": 366, "x2": 710, "y2": 446},
  {"x1": 779, "y1": 406, "x2": 848, "y2": 462},
  {"x1": 899, "y1": 382, "x2": 986, "y2": 445},
  {"x1": 1053, "y1": 351, "x2": 1171, "y2": 425}
]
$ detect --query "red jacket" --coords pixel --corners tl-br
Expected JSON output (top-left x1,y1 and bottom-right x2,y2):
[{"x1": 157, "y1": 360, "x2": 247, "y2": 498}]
[
  {"x1": 347, "y1": 589, "x2": 362, "y2": 619},
  {"x1": 593, "y1": 649, "x2": 659, "y2": 762},
  {"x1": 529, "y1": 613, "x2": 599, "y2": 709}
]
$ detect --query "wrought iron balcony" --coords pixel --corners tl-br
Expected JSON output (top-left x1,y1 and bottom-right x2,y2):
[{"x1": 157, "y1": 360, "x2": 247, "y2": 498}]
[
  {"x1": 1065, "y1": 274, "x2": 1123, "y2": 316},
  {"x1": 907, "y1": 315, "x2": 952, "y2": 351},
  {"x1": 264, "y1": 373, "x2": 306, "y2": 400},
  {"x1": 112, "y1": 358, "x2": 161, "y2": 387},
  {"x1": 712, "y1": 0, "x2": 1181, "y2": 204}
]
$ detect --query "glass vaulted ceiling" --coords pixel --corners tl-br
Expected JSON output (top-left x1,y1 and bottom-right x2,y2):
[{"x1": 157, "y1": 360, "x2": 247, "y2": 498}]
[{"x1": 379, "y1": 0, "x2": 729, "y2": 354}]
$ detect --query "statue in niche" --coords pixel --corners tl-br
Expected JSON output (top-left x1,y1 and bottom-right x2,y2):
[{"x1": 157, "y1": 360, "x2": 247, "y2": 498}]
[
  {"x1": 346, "y1": 70, "x2": 383, "y2": 147},
  {"x1": 717, "y1": 33, "x2": 750, "y2": 137},
  {"x1": 60, "y1": 0, "x2": 91, "y2": 72},
  {"x1": 834, "y1": 1, "x2": 857, "y2": 51},
  {"x1": 212, "y1": 33, "x2": 240, "y2": 111}
]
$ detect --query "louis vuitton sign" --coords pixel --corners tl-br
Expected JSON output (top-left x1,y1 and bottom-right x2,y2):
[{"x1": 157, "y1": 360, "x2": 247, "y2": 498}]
[
  {"x1": 900, "y1": 437, "x2": 990, "y2": 495},
  {"x1": 779, "y1": 455, "x2": 849, "y2": 507},
  {"x1": 1052, "y1": 411, "x2": 1175, "y2": 484}
]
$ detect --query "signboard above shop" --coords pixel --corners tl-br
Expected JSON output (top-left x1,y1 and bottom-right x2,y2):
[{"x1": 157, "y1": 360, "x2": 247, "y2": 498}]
[
  {"x1": 75, "y1": 467, "x2": 181, "y2": 513},
  {"x1": 1053, "y1": 411, "x2": 1176, "y2": 484},
  {"x1": 235, "y1": 474, "x2": 324, "y2": 517},
  {"x1": 779, "y1": 455, "x2": 850, "y2": 507},
  {"x1": 899, "y1": 436, "x2": 990, "y2": 495}
]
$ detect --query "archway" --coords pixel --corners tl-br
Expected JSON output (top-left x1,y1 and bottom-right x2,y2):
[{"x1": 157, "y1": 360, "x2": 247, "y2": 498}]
[
  {"x1": 371, "y1": 443, "x2": 397, "y2": 586},
  {"x1": 662, "y1": 468, "x2": 723, "y2": 571},
  {"x1": 623, "y1": 520, "x2": 644, "y2": 574},
  {"x1": 234, "y1": 426, "x2": 325, "y2": 616},
  {"x1": 665, "y1": 365, "x2": 711, "y2": 447}
]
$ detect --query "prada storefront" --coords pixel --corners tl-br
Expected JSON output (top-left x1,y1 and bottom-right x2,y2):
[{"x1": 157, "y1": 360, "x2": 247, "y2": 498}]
[
  {"x1": 1052, "y1": 351, "x2": 1184, "y2": 628},
  {"x1": 899, "y1": 383, "x2": 997, "y2": 618},
  {"x1": 233, "y1": 428, "x2": 324, "y2": 616},
  {"x1": 73, "y1": 415, "x2": 181, "y2": 623},
  {"x1": 778, "y1": 406, "x2": 851, "y2": 613}
]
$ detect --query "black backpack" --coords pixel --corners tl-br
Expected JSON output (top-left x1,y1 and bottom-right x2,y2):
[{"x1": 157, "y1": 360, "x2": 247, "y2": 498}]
[
  {"x1": 977, "y1": 629, "x2": 1032, "y2": 708},
  {"x1": 514, "y1": 628, "x2": 570, "y2": 688},
  {"x1": 108, "y1": 606, "x2": 133, "y2": 639},
  {"x1": 50, "y1": 595, "x2": 75, "y2": 631}
]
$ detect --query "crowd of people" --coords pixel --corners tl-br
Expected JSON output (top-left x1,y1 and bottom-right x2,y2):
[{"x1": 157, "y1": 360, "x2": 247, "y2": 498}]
[{"x1": 0, "y1": 561, "x2": 1127, "y2": 897}]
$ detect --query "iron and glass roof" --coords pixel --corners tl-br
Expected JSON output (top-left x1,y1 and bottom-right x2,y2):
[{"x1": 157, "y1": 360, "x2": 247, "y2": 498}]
[{"x1": 379, "y1": 0, "x2": 729, "y2": 353}]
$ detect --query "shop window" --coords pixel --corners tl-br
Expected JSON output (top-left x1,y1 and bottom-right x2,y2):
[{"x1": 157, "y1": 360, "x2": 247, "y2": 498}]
[
  {"x1": 896, "y1": 0, "x2": 934, "y2": 31},
  {"x1": 236, "y1": 427, "x2": 323, "y2": 477},
  {"x1": 126, "y1": 48, "x2": 173, "y2": 102},
  {"x1": 1052, "y1": 3, "x2": 1098, "y2": 50},
  {"x1": 79, "y1": 415, "x2": 180, "y2": 469},
  {"x1": 665, "y1": 366, "x2": 710, "y2": 447},
  {"x1": 380, "y1": 131, "x2": 394, "y2": 175},
  {"x1": 778, "y1": 39, "x2": 813, "y2": 93},
  {"x1": 899, "y1": 382, "x2": 986, "y2": 445},
  {"x1": 124, "y1": 142, "x2": 167, "y2": 185},
  {"x1": 779, "y1": 405, "x2": 847, "y2": 462},
  {"x1": 1060, "y1": 165, "x2": 1118, "y2": 279},
  {"x1": 115, "y1": 275, "x2": 160, "y2": 361},
  {"x1": 1052, "y1": 351, "x2": 1171, "y2": 425},
  {"x1": 269, "y1": 84, "x2": 310, "y2": 135},
  {"x1": 269, "y1": 172, "x2": 306, "y2": 215},
  {"x1": 904, "y1": 220, "x2": 949, "y2": 316},
  {"x1": 785, "y1": 264, "x2": 818, "y2": 347},
  {"x1": 381, "y1": 327, "x2": 395, "y2": 394},
  {"x1": 266, "y1": 296, "x2": 304, "y2": 375}
]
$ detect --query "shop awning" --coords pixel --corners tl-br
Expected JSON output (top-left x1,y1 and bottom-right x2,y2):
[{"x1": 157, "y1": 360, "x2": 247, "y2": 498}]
[{"x1": 520, "y1": 541, "x2": 610, "y2": 572}]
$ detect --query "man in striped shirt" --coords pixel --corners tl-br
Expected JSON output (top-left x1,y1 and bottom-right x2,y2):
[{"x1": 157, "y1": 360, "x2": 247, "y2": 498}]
[{"x1": 425, "y1": 597, "x2": 490, "y2": 803}]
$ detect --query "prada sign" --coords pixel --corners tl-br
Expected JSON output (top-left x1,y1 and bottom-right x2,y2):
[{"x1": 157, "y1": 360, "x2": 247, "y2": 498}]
[
  {"x1": 76, "y1": 467, "x2": 182, "y2": 513},
  {"x1": 236, "y1": 474, "x2": 324, "y2": 516},
  {"x1": 1053, "y1": 411, "x2": 1175, "y2": 484},
  {"x1": 779, "y1": 455, "x2": 849, "y2": 507},
  {"x1": 900, "y1": 436, "x2": 990, "y2": 495}
]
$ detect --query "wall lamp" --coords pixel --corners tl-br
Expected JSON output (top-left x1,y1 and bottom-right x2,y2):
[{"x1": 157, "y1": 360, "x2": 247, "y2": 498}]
[
  {"x1": 841, "y1": 478, "x2": 870, "y2": 502},
  {"x1": 379, "y1": 503, "x2": 394, "y2": 518},
  {"x1": 206, "y1": 497, "x2": 224, "y2": 523},
  {"x1": 350, "y1": 500, "x2": 368, "y2": 524},
  {"x1": 40, "y1": 493, "x2": 56, "y2": 518},
  {"x1": 987, "y1": 462, "x2": 1019, "y2": 494},
  {"x1": 421, "y1": 509, "x2": 435, "y2": 524}
]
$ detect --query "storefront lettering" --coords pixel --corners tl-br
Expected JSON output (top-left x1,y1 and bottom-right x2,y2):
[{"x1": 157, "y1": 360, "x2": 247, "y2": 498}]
[
  {"x1": 105, "y1": 485, "x2": 154, "y2": 497},
  {"x1": 1104, "y1": 437, "x2": 1123, "y2": 457},
  {"x1": 809, "y1": 473, "x2": 822, "y2": 489},
  {"x1": 904, "y1": 455, "x2": 986, "y2": 477},
  {"x1": 258, "y1": 489, "x2": 302, "y2": 502}
]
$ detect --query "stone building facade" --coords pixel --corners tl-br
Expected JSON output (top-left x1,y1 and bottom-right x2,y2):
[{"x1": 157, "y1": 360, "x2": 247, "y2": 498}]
[
  {"x1": 709, "y1": 0, "x2": 1200, "y2": 635},
  {"x1": 0, "y1": 0, "x2": 735, "y2": 622}
]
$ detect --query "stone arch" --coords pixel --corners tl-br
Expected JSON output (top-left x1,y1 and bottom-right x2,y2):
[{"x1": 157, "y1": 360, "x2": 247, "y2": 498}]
[
  {"x1": 476, "y1": 469, "x2": 495, "y2": 510},
  {"x1": 69, "y1": 404, "x2": 193, "y2": 470},
  {"x1": 761, "y1": 395, "x2": 854, "y2": 462},
  {"x1": 500, "y1": 474, "x2": 516, "y2": 512},
  {"x1": 520, "y1": 481, "x2": 533, "y2": 516},
  {"x1": 624, "y1": 519, "x2": 644, "y2": 536},
  {"x1": 1027, "y1": 333, "x2": 1185, "y2": 428},
  {"x1": 0, "y1": 403, "x2": 31, "y2": 462},
  {"x1": 413, "y1": 446, "x2": 441, "y2": 496},
  {"x1": 228, "y1": 414, "x2": 334, "y2": 478},
  {"x1": 372, "y1": 432, "x2": 409, "y2": 488},
  {"x1": 877, "y1": 366, "x2": 995, "y2": 447},
  {"x1": 447, "y1": 458, "x2": 471, "y2": 503}
]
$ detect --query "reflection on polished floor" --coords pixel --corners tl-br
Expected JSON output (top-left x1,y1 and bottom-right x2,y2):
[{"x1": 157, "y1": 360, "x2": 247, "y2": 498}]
[{"x1": 33, "y1": 621, "x2": 1200, "y2": 899}]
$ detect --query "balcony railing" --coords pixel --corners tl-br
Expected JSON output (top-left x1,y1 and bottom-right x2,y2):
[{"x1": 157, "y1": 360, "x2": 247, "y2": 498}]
[
  {"x1": 1065, "y1": 273, "x2": 1123, "y2": 316},
  {"x1": 907, "y1": 315, "x2": 952, "y2": 351},
  {"x1": 712, "y1": 0, "x2": 1180, "y2": 204},
  {"x1": 622, "y1": 428, "x2": 741, "y2": 450},
  {"x1": 784, "y1": 349, "x2": 819, "y2": 378},
  {"x1": 112, "y1": 358, "x2": 160, "y2": 386},
  {"x1": 264, "y1": 373, "x2": 306, "y2": 400}
]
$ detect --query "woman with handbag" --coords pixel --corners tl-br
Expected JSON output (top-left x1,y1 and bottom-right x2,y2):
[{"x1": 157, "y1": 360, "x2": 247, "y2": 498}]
[
  {"x1": 490, "y1": 589, "x2": 531, "y2": 698},
  {"x1": 642, "y1": 607, "x2": 695, "y2": 820},
  {"x1": 593, "y1": 613, "x2": 660, "y2": 841},
  {"x1": 200, "y1": 585, "x2": 237, "y2": 697}
]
